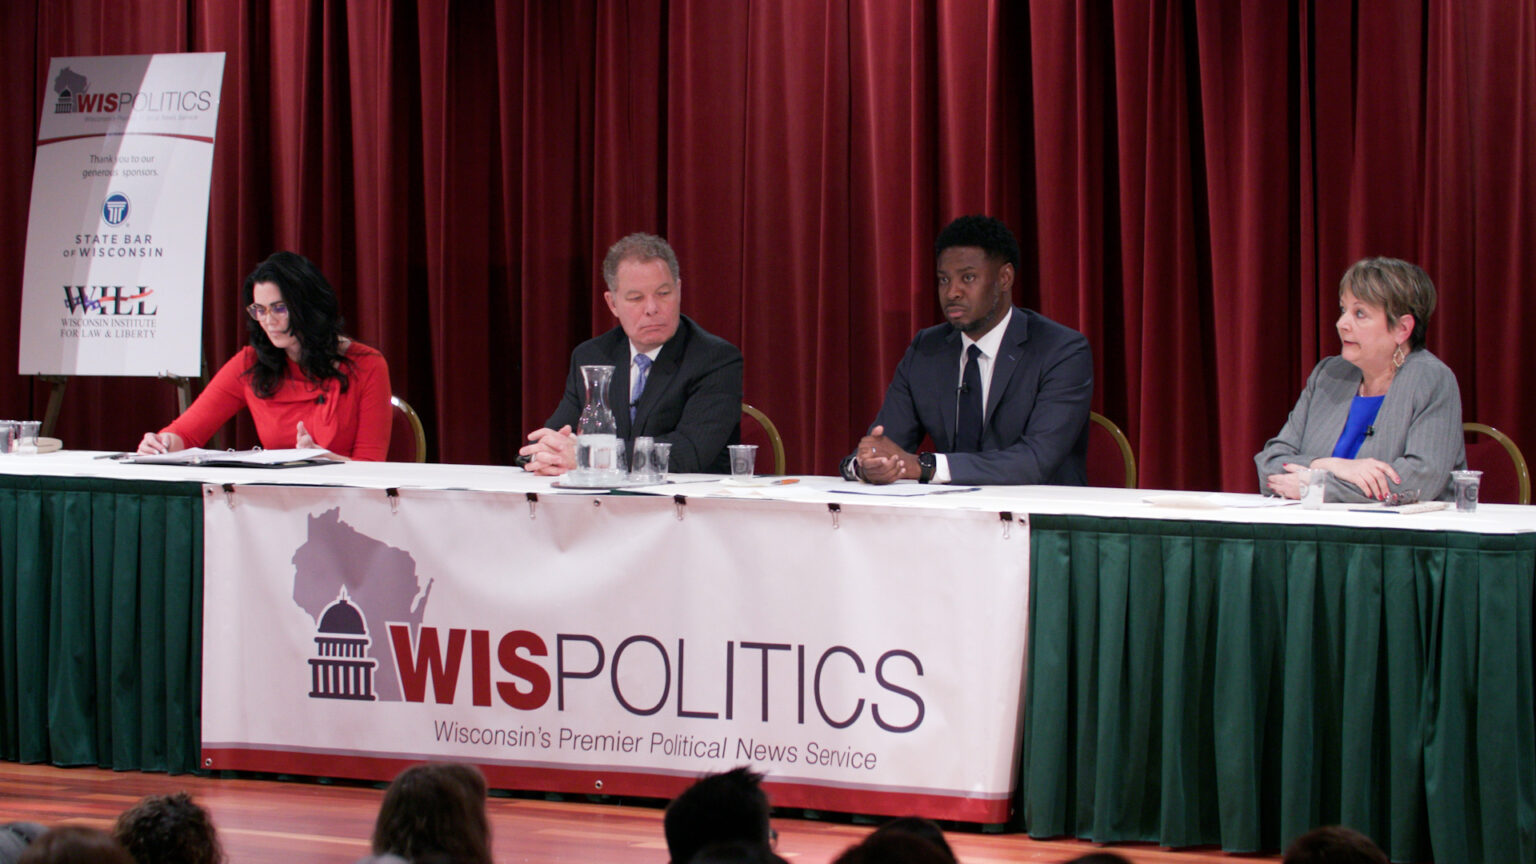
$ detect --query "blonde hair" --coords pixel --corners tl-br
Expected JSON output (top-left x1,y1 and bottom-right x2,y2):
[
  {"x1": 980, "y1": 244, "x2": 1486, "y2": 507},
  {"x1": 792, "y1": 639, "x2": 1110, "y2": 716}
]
[{"x1": 1340, "y1": 257, "x2": 1437, "y2": 351}]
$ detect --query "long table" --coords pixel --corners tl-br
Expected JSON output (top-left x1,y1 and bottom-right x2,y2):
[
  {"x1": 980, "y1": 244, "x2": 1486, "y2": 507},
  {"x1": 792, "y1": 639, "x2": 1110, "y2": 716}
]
[{"x1": 1, "y1": 454, "x2": 1532, "y2": 861}]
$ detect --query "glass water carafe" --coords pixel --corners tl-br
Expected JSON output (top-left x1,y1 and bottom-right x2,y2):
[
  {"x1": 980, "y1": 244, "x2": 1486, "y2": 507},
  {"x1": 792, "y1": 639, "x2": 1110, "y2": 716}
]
[{"x1": 572, "y1": 364, "x2": 621, "y2": 483}]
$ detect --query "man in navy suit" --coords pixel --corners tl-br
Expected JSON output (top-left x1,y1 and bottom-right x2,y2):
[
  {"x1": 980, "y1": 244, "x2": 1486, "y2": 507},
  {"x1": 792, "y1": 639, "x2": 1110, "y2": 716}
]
[
  {"x1": 520, "y1": 233, "x2": 742, "y2": 475},
  {"x1": 842, "y1": 215, "x2": 1093, "y2": 486}
]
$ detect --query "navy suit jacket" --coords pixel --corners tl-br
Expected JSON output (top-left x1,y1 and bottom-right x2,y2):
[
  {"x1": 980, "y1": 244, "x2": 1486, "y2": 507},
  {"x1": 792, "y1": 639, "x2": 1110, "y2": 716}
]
[
  {"x1": 861, "y1": 307, "x2": 1093, "y2": 485},
  {"x1": 546, "y1": 314, "x2": 742, "y2": 473}
]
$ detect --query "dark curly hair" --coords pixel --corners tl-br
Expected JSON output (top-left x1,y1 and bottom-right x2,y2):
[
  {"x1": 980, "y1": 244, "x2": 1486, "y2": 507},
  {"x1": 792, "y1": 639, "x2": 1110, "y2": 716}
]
[
  {"x1": 1283, "y1": 825, "x2": 1389, "y2": 864},
  {"x1": 111, "y1": 792, "x2": 224, "y2": 864},
  {"x1": 371, "y1": 763, "x2": 491, "y2": 864},
  {"x1": 934, "y1": 214, "x2": 1021, "y2": 271},
  {"x1": 241, "y1": 251, "x2": 354, "y2": 399},
  {"x1": 18, "y1": 826, "x2": 134, "y2": 864}
]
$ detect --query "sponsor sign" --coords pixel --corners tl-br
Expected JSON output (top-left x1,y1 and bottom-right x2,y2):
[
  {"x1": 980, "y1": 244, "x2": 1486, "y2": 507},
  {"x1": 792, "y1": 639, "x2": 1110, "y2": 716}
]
[
  {"x1": 18, "y1": 53, "x2": 225, "y2": 376},
  {"x1": 201, "y1": 486, "x2": 1031, "y2": 822}
]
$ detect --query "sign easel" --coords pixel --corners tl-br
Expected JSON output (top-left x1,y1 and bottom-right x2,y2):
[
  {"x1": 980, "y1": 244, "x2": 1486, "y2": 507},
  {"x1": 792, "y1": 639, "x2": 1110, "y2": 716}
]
[{"x1": 36, "y1": 361, "x2": 205, "y2": 440}]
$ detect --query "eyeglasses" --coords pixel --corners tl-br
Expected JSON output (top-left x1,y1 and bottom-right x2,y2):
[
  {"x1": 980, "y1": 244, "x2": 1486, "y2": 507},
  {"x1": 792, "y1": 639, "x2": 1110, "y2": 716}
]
[{"x1": 247, "y1": 302, "x2": 289, "y2": 321}]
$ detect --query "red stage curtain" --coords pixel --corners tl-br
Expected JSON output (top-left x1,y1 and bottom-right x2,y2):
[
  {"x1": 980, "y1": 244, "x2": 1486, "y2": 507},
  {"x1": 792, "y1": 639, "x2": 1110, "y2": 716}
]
[{"x1": 0, "y1": 1, "x2": 1531, "y2": 492}]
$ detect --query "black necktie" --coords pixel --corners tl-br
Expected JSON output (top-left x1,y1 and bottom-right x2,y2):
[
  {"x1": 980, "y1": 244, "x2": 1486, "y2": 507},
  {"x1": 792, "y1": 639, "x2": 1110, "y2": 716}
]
[{"x1": 956, "y1": 344, "x2": 984, "y2": 452}]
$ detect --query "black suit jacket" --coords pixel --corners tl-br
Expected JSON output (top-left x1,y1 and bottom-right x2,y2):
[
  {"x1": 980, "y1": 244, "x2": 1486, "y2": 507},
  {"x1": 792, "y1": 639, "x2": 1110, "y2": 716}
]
[
  {"x1": 852, "y1": 307, "x2": 1093, "y2": 485},
  {"x1": 546, "y1": 314, "x2": 743, "y2": 473}
]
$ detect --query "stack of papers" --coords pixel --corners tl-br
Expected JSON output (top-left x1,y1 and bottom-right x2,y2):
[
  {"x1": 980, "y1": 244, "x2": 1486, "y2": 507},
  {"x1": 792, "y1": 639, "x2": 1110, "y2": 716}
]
[{"x1": 124, "y1": 448, "x2": 339, "y2": 468}]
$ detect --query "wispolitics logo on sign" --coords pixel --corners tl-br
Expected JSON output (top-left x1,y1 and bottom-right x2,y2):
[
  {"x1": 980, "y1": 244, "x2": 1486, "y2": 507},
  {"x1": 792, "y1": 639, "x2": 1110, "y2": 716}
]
[
  {"x1": 18, "y1": 53, "x2": 224, "y2": 376},
  {"x1": 51, "y1": 65, "x2": 215, "y2": 115},
  {"x1": 202, "y1": 487, "x2": 1031, "y2": 822}
]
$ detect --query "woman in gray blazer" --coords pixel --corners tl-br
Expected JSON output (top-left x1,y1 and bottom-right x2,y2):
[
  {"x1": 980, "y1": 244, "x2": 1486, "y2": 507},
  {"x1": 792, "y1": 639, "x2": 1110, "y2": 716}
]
[{"x1": 1256, "y1": 258, "x2": 1466, "y2": 503}]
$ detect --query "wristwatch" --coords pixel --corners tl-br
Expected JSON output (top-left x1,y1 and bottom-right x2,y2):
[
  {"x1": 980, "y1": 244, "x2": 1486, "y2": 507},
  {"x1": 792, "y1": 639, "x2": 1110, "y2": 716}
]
[{"x1": 917, "y1": 452, "x2": 936, "y2": 484}]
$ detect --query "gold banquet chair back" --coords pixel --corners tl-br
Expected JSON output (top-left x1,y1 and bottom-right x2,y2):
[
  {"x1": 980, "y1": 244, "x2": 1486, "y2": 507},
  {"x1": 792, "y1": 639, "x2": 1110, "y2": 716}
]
[
  {"x1": 1463, "y1": 421, "x2": 1529, "y2": 505},
  {"x1": 389, "y1": 395, "x2": 428, "y2": 463},
  {"x1": 1087, "y1": 411, "x2": 1137, "y2": 488},
  {"x1": 740, "y1": 402, "x2": 786, "y2": 475}
]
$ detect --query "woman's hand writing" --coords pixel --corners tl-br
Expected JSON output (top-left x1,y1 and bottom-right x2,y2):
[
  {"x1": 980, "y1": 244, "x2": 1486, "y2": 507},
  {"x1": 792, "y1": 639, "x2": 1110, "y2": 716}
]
[{"x1": 136, "y1": 431, "x2": 184, "y2": 455}]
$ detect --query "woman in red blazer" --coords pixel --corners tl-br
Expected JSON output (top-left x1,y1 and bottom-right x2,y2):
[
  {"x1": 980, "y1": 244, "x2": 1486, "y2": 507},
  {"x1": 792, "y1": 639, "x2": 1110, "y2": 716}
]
[{"x1": 136, "y1": 251, "x2": 391, "y2": 461}]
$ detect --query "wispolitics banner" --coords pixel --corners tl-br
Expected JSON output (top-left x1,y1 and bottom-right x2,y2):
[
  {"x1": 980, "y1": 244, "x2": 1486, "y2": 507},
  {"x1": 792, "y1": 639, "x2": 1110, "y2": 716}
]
[
  {"x1": 18, "y1": 53, "x2": 225, "y2": 376},
  {"x1": 201, "y1": 486, "x2": 1031, "y2": 822}
]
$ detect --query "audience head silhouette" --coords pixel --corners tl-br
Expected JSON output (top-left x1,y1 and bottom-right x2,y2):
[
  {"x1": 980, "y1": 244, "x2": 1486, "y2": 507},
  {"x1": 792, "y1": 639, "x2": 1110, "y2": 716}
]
[
  {"x1": 1283, "y1": 826, "x2": 1389, "y2": 864},
  {"x1": 831, "y1": 830, "x2": 954, "y2": 864},
  {"x1": 17, "y1": 826, "x2": 133, "y2": 864},
  {"x1": 685, "y1": 840, "x2": 788, "y2": 864},
  {"x1": 113, "y1": 792, "x2": 224, "y2": 864},
  {"x1": 0, "y1": 823, "x2": 45, "y2": 864},
  {"x1": 868, "y1": 817, "x2": 955, "y2": 863},
  {"x1": 664, "y1": 767, "x2": 772, "y2": 864},
  {"x1": 371, "y1": 762, "x2": 492, "y2": 864}
]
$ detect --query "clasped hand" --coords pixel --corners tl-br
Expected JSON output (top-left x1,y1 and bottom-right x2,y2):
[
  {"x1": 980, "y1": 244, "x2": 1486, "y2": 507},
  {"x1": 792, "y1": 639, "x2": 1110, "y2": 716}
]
[
  {"x1": 855, "y1": 425, "x2": 917, "y2": 484},
  {"x1": 520, "y1": 426, "x2": 577, "y2": 475}
]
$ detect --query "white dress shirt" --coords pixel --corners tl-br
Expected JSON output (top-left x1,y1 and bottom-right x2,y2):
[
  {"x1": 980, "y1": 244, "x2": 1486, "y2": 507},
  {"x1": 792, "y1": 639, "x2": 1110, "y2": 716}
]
[{"x1": 933, "y1": 308, "x2": 1012, "y2": 484}]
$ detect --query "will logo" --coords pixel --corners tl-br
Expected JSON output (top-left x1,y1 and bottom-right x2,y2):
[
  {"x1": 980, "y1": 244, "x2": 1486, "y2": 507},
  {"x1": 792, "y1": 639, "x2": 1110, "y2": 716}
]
[
  {"x1": 62, "y1": 286, "x2": 156, "y2": 316},
  {"x1": 102, "y1": 193, "x2": 129, "y2": 225},
  {"x1": 53, "y1": 67, "x2": 87, "y2": 114}
]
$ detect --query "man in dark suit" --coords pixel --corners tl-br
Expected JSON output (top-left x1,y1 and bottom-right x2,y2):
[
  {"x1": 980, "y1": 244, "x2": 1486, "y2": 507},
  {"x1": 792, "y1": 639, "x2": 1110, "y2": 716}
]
[
  {"x1": 842, "y1": 215, "x2": 1093, "y2": 486},
  {"x1": 520, "y1": 233, "x2": 742, "y2": 475}
]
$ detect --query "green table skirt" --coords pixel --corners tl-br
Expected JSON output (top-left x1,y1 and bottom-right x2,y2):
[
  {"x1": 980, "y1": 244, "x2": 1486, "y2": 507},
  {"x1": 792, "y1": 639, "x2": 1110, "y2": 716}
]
[
  {"x1": 0, "y1": 474, "x2": 203, "y2": 773},
  {"x1": 1022, "y1": 515, "x2": 1536, "y2": 863}
]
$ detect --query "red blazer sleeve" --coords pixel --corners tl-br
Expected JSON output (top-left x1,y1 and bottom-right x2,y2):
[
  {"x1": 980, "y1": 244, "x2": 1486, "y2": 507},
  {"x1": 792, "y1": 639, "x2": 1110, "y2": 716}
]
[
  {"x1": 347, "y1": 348, "x2": 393, "y2": 461},
  {"x1": 161, "y1": 349, "x2": 253, "y2": 448}
]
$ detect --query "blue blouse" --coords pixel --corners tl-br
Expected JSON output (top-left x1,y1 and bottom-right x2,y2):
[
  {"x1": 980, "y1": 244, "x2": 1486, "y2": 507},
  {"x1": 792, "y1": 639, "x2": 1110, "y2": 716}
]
[{"x1": 1332, "y1": 394, "x2": 1385, "y2": 459}]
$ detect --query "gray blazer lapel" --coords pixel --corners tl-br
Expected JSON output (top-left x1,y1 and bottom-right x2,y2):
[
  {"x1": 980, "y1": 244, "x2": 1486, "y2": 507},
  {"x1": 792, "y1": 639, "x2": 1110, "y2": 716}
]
[{"x1": 1304, "y1": 365, "x2": 1358, "y2": 455}]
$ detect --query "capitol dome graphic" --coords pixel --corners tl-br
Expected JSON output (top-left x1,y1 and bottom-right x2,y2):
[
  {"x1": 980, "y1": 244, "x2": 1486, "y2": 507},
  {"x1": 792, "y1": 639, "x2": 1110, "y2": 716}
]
[{"x1": 308, "y1": 587, "x2": 377, "y2": 701}]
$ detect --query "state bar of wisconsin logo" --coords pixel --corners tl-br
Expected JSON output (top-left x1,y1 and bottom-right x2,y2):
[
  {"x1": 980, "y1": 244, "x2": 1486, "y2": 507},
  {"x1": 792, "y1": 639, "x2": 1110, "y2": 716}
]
[
  {"x1": 292, "y1": 508, "x2": 434, "y2": 702},
  {"x1": 102, "y1": 193, "x2": 129, "y2": 225},
  {"x1": 53, "y1": 67, "x2": 87, "y2": 114}
]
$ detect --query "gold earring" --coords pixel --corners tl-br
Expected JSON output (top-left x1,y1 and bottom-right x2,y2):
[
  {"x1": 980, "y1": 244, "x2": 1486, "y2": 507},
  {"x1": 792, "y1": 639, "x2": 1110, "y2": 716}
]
[{"x1": 1392, "y1": 344, "x2": 1406, "y2": 368}]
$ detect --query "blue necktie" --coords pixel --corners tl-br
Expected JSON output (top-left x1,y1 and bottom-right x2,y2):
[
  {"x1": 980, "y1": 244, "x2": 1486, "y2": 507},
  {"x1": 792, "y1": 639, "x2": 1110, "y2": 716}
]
[
  {"x1": 630, "y1": 353, "x2": 653, "y2": 425},
  {"x1": 956, "y1": 344, "x2": 984, "y2": 452}
]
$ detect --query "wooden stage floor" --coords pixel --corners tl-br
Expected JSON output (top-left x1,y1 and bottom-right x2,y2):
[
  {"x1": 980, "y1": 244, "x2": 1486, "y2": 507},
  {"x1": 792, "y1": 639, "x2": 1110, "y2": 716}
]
[{"x1": 0, "y1": 762, "x2": 1272, "y2": 863}]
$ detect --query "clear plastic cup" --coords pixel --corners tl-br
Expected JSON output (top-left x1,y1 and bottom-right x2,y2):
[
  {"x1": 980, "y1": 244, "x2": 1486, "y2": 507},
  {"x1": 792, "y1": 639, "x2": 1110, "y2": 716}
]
[
  {"x1": 651, "y1": 442, "x2": 671, "y2": 482},
  {"x1": 1451, "y1": 469, "x2": 1483, "y2": 513},
  {"x1": 630, "y1": 436, "x2": 657, "y2": 482},
  {"x1": 728, "y1": 444, "x2": 758, "y2": 477},
  {"x1": 1299, "y1": 468, "x2": 1329, "y2": 509},
  {"x1": 16, "y1": 421, "x2": 39, "y2": 455}
]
